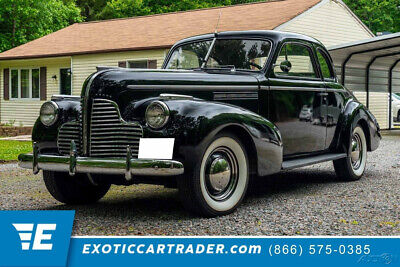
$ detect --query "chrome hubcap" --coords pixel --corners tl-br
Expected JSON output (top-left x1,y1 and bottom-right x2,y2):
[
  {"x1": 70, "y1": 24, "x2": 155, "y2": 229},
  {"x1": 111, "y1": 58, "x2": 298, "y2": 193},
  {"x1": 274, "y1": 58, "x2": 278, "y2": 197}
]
[
  {"x1": 205, "y1": 147, "x2": 238, "y2": 201},
  {"x1": 351, "y1": 133, "x2": 363, "y2": 170},
  {"x1": 209, "y1": 156, "x2": 231, "y2": 192}
]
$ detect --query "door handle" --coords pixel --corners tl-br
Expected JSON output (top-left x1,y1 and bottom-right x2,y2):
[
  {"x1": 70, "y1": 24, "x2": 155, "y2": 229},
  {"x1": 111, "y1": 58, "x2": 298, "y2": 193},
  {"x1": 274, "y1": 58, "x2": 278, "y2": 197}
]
[{"x1": 318, "y1": 92, "x2": 328, "y2": 96}]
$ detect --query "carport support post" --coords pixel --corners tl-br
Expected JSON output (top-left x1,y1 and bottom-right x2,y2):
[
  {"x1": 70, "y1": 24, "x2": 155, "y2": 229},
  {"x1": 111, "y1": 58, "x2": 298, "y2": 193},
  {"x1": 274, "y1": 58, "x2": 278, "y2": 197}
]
[
  {"x1": 341, "y1": 55, "x2": 352, "y2": 85},
  {"x1": 366, "y1": 60, "x2": 374, "y2": 108},
  {"x1": 366, "y1": 57, "x2": 380, "y2": 108},
  {"x1": 389, "y1": 59, "x2": 400, "y2": 129}
]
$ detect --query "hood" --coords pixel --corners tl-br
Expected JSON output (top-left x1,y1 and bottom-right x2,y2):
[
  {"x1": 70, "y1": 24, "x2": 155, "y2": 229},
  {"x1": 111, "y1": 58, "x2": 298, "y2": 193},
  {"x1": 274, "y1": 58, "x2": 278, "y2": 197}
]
[
  {"x1": 85, "y1": 68, "x2": 260, "y2": 105},
  {"x1": 90, "y1": 68, "x2": 259, "y2": 87}
]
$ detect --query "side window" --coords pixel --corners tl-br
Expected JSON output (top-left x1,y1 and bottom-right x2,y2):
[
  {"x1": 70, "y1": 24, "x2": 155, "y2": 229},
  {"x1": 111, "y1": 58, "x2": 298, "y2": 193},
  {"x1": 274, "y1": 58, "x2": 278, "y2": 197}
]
[
  {"x1": 274, "y1": 43, "x2": 317, "y2": 78},
  {"x1": 317, "y1": 49, "x2": 335, "y2": 79}
]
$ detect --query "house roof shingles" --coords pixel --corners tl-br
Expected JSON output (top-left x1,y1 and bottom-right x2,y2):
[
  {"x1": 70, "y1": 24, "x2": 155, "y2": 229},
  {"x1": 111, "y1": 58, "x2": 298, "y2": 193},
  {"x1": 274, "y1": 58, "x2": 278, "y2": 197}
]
[{"x1": 0, "y1": 0, "x2": 321, "y2": 60}]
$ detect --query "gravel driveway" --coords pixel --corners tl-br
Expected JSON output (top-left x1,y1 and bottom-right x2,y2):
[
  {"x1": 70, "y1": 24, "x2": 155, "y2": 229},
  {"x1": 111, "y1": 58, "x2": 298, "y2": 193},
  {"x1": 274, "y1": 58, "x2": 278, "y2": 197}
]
[{"x1": 0, "y1": 134, "x2": 399, "y2": 236}]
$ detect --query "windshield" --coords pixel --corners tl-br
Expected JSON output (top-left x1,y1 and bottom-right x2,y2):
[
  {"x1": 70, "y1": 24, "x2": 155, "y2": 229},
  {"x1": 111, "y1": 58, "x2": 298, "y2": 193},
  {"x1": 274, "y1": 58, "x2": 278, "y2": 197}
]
[
  {"x1": 393, "y1": 93, "x2": 400, "y2": 100},
  {"x1": 166, "y1": 39, "x2": 271, "y2": 71}
]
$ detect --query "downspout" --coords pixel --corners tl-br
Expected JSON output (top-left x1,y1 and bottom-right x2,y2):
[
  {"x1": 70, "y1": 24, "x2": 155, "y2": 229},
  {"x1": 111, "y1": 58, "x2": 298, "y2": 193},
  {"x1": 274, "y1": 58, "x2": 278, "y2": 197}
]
[{"x1": 70, "y1": 56, "x2": 73, "y2": 95}]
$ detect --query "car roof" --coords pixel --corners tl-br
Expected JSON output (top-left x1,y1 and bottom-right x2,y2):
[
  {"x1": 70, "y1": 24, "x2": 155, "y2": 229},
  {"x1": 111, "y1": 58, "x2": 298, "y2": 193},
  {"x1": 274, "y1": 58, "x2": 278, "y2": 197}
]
[{"x1": 172, "y1": 30, "x2": 324, "y2": 47}]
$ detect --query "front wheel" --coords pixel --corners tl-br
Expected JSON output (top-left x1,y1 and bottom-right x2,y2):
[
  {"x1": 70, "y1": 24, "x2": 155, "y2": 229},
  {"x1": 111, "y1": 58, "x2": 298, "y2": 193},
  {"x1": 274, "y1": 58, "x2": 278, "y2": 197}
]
[
  {"x1": 43, "y1": 171, "x2": 110, "y2": 204},
  {"x1": 178, "y1": 133, "x2": 249, "y2": 217},
  {"x1": 333, "y1": 125, "x2": 367, "y2": 181}
]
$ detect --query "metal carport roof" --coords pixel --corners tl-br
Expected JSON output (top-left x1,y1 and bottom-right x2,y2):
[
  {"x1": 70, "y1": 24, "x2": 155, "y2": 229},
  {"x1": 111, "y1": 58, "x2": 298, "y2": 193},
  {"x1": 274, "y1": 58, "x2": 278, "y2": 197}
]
[{"x1": 328, "y1": 33, "x2": 400, "y2": 129}]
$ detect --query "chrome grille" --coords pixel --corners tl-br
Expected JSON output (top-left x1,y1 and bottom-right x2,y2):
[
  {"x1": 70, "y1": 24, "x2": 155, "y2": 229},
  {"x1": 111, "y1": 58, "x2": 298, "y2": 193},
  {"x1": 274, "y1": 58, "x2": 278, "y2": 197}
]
[
  {"x1": 89, "y1": 99, "x2": 142, "y2": 158},
  {"x1": 57, "y1": 121, "x2": 82, "y2": 155}
]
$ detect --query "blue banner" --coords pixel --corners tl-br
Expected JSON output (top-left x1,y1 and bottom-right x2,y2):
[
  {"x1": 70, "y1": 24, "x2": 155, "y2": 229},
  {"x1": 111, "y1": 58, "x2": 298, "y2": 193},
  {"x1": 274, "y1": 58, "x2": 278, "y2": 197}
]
[
  {"x1": 0, "y1": 211, "x2": 399, "y2": 267},
  {"x1": 67, "y1": 237, "x2": 400, "y2": 267}
]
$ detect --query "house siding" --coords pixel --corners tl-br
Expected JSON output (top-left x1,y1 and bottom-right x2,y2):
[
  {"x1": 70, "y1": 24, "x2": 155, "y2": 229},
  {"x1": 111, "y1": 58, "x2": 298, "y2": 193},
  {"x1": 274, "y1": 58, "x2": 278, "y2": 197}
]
[
  {"x1": 71, "y1": 49, "x2": 167, "y2": 95},
  {"x1": 0, "y1": 49, "x2": 168, "y2": 126},
  {"x1": 0, "y1": 57, "x2": 70, "y2": 126},
  {"x1": 277, "y1": 0, "x2": 373, "y2": 47}
]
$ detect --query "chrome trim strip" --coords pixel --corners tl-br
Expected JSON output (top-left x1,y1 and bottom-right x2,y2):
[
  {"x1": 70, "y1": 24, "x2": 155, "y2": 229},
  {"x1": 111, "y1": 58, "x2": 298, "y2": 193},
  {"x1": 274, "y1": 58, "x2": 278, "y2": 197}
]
[
  {"x1": 18, "y1": 153, "x2": 184, "y2": 178},
  {"x1": 270, "y1": 86, "x2": 326, "y2": 92},
  {"x1": 51, "y1": 95, "x2": 81, "y2": 101},
  {"x1": 213, "y1": 91, "x2": 258, "y2": 100},
  {"x1": 160, "y1": 94, "x2": 194, "y2": 100},
  {"x1": 127, "y1": 85, "x2": 258, "y2": 91},
  {"x1": 262, "y1": 86, "x2": 338, "y2": 92}
]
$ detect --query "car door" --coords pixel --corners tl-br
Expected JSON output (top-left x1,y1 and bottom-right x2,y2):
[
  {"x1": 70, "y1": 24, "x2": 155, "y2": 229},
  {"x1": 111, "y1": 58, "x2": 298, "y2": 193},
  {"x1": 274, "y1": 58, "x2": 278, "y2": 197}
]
[
  {"x1": 268, "y1": 41, "x2": 327, "y2": 156},
  {"x1": 315, "y1": 46, "x2": 346, "y2": 150}
]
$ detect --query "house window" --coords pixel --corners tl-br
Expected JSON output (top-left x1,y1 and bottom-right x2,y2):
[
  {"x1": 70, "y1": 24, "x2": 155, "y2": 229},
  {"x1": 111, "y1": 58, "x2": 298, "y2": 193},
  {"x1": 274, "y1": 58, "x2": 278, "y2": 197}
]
[
  {"x1": 128, "y1": 60, "x2": 149, "y2": 69},
  {"x1": 32, "y1": 69, "x2": 40, "y2": 98},
  {"x1": 21, "y1": 69, "x2": 29, "y2": 98},
  {"x1": 9, "y1": 68, "x2": 40, "y2": 99},
  {"x1": 11, "y1": 69, "x2": 18, "y2": 98},
  {"x1": 60, "y1": 68, "x2": 72, "y2": 95}
]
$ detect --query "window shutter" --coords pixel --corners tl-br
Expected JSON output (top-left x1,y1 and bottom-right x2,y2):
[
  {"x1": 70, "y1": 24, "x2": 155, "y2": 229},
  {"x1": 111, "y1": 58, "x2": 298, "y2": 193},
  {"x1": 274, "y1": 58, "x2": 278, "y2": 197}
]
[
  {"x1": 118, "y1": 61, "x2": 127, "y2": 68},
  {"x1": 147, "y1": 60, "x2": 157, "y2": 69},
  {"x1": 3, "y1": 68, "x2": 9, "y2": 100},
  {"x1": 40, "y1": 67, "x2": 47, "y2": 101}
]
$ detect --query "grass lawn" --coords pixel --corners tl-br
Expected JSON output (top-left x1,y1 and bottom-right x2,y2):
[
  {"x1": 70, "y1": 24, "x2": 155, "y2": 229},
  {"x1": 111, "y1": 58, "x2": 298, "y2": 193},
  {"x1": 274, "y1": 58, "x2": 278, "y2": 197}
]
[{"x1": 0, "y1": 141, "x2": 32, "y2": 162}]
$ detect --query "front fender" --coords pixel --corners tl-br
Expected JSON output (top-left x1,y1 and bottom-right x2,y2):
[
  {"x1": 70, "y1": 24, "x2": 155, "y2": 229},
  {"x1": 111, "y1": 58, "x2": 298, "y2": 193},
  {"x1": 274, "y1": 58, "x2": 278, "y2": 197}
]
[
  {"x1": 32, "y1": 99, "x2": 81, "y2": 153},
  {"x1": 129, "y1": 99, "x2": 283, "y2": 176}
]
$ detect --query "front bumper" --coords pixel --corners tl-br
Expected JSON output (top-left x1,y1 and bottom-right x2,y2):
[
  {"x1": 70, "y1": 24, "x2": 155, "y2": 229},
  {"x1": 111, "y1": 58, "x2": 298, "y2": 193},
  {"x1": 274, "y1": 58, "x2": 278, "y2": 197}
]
[{"x1": 18, "y1": 142, "x2": 184, "y2": 181}]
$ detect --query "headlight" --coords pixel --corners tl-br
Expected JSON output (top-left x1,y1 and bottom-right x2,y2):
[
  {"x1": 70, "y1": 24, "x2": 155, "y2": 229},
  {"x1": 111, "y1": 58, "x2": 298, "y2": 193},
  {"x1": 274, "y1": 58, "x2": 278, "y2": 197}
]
[
  {"x1": 145, "y1": 101, "x2": 170, "y2": 129},
  {"x1": 40, "y1": 101, "x2": 59, "y2": 126}
]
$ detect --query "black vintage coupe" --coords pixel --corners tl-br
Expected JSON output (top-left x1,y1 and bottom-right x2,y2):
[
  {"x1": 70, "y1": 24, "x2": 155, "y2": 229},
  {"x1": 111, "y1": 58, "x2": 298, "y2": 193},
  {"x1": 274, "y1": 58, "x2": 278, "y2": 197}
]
[{"x1": 19, "y1": 31, "x2": 381, "y2": 216}]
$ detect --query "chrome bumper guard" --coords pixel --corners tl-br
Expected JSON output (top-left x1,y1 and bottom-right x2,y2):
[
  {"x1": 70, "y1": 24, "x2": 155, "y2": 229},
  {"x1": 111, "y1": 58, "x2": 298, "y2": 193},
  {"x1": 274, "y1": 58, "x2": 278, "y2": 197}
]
[{"x1": 18, "y1": 141, "x2": 184, "y2": 181}]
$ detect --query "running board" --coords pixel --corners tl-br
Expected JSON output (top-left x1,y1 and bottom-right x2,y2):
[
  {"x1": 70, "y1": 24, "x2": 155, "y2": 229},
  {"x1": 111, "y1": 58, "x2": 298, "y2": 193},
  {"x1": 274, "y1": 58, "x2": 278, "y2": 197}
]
[{"x1": 282, "y1": 153, "x2": 347, "y2": 170}]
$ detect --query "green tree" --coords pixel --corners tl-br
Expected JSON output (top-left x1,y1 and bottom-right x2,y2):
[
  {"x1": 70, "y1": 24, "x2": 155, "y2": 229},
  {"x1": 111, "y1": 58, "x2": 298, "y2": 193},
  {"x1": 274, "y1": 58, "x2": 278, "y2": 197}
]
[
  {"x1": 96, "y1": 0, "x2": 150, "y2": 19},
  {"x1": 343, "y1": 0, "x2": 400, "y2": 34},
  {"x1": 0, "y1": 0, "x2": 82, "y2": 52},
  {"x1": 70, "y1": 0, "x2": 111, "y2": 21},
  {"x1": 96, "y1": 0, "x2": 231, "y2": 20},
  {"x1": 144, "y1": 0, "x2": 231, "y2": 14}
]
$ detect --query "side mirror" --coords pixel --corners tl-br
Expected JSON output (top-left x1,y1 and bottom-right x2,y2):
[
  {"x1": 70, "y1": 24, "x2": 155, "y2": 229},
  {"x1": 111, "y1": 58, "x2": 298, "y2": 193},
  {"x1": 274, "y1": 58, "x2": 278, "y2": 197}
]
[{"x1": 280, "y1": 60, "x2": 292, "y2": 73}]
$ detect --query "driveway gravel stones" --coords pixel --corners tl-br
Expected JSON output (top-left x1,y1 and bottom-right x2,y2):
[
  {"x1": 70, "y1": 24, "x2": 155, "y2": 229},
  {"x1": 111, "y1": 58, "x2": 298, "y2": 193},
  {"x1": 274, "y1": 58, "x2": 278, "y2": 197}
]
[{"x1": 0, "y1": 135, "x2": 399, "y2": 236}]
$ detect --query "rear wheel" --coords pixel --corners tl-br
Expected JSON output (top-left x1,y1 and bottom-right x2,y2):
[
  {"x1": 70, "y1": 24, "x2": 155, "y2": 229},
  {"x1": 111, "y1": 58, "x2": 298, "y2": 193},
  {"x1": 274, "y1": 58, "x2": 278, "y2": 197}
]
[
  {"x1": 43, "y1": 171, "x2": 110, "y2": 204},
  {"x1": 333, "y1": 125, "x2": 367, "y2": 181},
  {"x1": 178, "y1": 133, "x2": 249, "y2": 217}
]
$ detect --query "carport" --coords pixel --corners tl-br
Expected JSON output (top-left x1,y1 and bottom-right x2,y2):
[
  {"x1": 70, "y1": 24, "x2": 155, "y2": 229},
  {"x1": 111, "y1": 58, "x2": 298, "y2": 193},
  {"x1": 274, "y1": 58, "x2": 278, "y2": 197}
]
[{"x1": 328, "y1": 33, "x2": 400, "y2": 130}]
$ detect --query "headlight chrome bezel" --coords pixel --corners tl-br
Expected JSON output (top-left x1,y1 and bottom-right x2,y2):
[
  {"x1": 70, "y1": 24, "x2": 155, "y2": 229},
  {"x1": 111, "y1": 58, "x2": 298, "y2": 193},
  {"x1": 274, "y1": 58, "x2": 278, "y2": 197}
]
[
  {"x1": 40, "y1": 101, "x2": 59, "y2": 126},
  {"x1": 145, "y1": 101, "x2": 170, "y2": 129}
]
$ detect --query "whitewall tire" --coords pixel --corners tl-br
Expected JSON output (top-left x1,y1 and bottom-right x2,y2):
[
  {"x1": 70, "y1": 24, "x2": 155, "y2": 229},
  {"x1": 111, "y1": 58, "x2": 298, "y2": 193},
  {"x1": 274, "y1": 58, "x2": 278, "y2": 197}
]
[
  {"x1": 334, "y1": 125, "x2": 367, "y2": 181},
  {"x1": 178, "y1": 133, "x2": 249, "y2": 217}
]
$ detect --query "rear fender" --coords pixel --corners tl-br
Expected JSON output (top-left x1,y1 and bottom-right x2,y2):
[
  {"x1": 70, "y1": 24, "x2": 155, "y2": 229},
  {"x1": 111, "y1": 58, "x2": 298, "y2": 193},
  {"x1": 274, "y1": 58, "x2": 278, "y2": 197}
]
[{"x1": 335, "y1": 100, "x2": 380, "y2": 154}]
